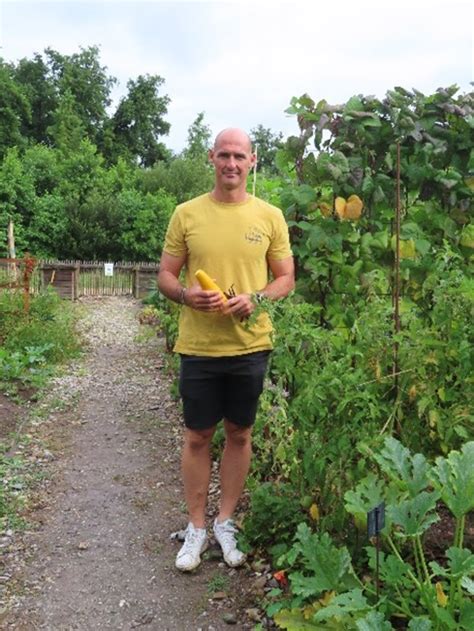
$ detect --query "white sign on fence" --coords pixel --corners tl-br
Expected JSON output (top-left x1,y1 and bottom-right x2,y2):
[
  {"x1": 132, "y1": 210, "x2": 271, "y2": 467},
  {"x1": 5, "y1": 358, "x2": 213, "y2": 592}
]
[{"x1": 104, "y1": 263, "x2": 114, "y2": 277}]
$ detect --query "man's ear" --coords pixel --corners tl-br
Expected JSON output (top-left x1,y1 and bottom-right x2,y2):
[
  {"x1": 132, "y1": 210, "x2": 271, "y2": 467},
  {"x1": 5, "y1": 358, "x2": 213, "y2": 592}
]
[{"x1": 208, "y1": 149, "x2": 214, "y2": 164}]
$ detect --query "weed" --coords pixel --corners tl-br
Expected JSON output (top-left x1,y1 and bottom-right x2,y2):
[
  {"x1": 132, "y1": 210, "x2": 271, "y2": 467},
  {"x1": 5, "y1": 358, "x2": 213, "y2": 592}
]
[{"x1": 206, "y1": 571, "x2": 230, "y2": 595}]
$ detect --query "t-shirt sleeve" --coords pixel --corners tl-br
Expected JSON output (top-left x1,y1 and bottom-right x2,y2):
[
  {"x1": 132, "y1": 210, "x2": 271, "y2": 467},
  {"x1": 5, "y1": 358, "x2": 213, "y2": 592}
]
[
  {"x1": 267, "y1": 210, "x2": 293, "y2": 260},
  {"x1": 162, "y1": 208, "x2": 187, "y2": 257}
]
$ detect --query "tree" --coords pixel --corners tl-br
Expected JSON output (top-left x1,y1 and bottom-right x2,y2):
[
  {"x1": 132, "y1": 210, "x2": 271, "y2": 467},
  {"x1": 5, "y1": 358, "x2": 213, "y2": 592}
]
[
  {"x1": 22, "y1": 144, "x2": 60, "y2": 197},
  {"x1": 0, "y1": 148, "x2": 36, "y2": 254},
  {"x1": 13, "y1": 54, "x2": 57, "y2": 144},
  {"x1": 27, "y1": 192, "x2": 68, "y2": 258},
  {"x1": 109, "y1": 74, "x2": 171, "y2": 167},
  {"x1": 118, "y1": 189, "x2": 176, "y2": 260},
  {"x1": 250, "y1": 124, "x2": 284, "y2": 174},
  {"x1": 0, "y1": 59, "x2": 30, "y2": 158},
  {"x1": 47, "y1": 89, "x2": 86, "y2": 153},
  {"x1": 57, "y1": 139, "x2": 105, "y2": 203},
  {"x1": 183, "y1": 112, "x2": 212, "y2": 160},
  {"x1": 139, "y1": 158, "x2": 214, "y2": 204},
  {"x1": 45, "y1": 46, "x2": 116, "y2": 146}
]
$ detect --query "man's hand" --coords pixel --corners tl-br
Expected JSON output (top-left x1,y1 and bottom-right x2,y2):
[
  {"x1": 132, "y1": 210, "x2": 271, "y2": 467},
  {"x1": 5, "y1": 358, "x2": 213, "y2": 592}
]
[
  {"x1": 184, "y1": 283, "x2": 226, "y2": 312},
  {"x1": 221, "y1": 293, "x2": 255, "y2": 320}
]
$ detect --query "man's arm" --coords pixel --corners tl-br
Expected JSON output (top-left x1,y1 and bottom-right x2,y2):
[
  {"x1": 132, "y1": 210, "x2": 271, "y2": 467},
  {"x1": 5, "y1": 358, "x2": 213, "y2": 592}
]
[
  {"x1": 223, "y1": 256, "x2": 295, "y2": 319},
  {"x1": 157, "y1": 252, "x2": 188, "y2": 304},
  {"x1": 261, "y1": 256, "x2": 295, "y2": 300},
  {"x1": 157, "y1": 252, "x2": 225, "y2": 311}
]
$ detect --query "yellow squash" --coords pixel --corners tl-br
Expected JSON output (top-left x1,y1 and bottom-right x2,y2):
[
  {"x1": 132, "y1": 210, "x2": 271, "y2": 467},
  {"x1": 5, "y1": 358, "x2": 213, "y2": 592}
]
[{"x1": 195, "y1": 269, "x2": 228, "y2": 302}]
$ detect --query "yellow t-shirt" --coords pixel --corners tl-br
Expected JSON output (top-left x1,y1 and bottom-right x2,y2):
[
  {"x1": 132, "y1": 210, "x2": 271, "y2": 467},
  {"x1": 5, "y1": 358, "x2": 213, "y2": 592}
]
[{"x1": 163, "y1": 193, "x2": 292, "y2": 356}]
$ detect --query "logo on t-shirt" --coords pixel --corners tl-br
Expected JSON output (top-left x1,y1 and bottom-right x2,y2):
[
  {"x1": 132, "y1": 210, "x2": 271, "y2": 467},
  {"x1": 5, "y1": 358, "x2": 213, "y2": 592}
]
[{"x1": 245, "y1": 226, "x2": 263, "y2": 245}]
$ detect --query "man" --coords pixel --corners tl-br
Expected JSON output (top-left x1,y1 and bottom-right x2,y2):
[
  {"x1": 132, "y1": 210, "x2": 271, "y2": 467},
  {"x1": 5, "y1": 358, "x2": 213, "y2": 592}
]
[{"x1": 158, "y1": 128, "x2": 294, "y2": 572}]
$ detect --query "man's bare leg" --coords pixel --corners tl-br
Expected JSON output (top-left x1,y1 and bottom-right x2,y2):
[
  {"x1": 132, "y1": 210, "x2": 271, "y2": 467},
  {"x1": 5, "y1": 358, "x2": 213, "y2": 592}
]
[
  {"x1": 181, "y1": 426, "x2": 215, "y2": 528},
  {"x1": 217, "y1": 419, "x2": 252, "y2": 522}
]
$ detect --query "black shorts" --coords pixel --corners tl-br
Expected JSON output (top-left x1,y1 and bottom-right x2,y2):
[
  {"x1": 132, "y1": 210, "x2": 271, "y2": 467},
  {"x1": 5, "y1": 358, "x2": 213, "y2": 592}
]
[{"x1": 179, "y1": 351, "x2": 271, "y2": 430}]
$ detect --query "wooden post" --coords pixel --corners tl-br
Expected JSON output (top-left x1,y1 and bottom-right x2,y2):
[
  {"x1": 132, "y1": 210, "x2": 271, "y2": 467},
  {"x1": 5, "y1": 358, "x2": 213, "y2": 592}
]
[
  {"x1": 133, "y1": 267, "x2": 140, "y2": 299},
  {"x1": 22, "y1": 253, "x2": 36, "y2": 313},
  {"x1": 74, "y1": 263, "x2": 80, "y2": 300}
]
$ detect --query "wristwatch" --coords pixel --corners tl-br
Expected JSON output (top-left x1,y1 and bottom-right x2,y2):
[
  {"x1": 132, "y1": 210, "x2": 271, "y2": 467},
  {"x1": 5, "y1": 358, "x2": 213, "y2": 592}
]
[{"x1": 252, "y1": 292, "x2": 265, "y2": 305}]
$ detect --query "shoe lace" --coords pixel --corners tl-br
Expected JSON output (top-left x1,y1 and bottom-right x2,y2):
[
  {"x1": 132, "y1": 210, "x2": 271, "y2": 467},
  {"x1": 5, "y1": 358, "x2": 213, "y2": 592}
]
[
  {"x1": 181, "y1": 526, "x2": 202, "y2": 554},
  {"x1": 216, "y1": 521, "x2": 238, "y2": 548}
]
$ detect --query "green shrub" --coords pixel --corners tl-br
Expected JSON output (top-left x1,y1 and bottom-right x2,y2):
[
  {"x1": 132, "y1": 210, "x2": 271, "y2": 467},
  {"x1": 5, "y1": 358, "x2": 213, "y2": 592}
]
[
  {"x1": 270, "y1": 439, "x2": 474, "y2": 630},
  {"x1": 0, "y1": 288, "x2": 79, "y2": 390}
]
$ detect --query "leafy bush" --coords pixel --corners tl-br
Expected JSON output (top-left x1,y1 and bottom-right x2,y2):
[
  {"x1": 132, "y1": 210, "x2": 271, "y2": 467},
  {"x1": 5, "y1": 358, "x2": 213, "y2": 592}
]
[
  {"x1": 139, "y1": 157, "x2": 214, "y2": 204},
  {"x1": 143, "y1": 285, "x2": 180, "y2": 353},
  {"x1": 241, "y1": 482, "x2": 309, "y2": 561},
  {"x1": 0, "y1": 288, "x2": 79, "y2": 390},
  {"x1": 270, "y1": 438, "x2": 474, "y2": 630}
]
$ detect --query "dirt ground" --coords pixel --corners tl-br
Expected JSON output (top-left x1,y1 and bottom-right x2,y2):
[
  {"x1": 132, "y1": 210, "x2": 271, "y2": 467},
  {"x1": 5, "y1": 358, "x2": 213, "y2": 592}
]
[{"x1": 0, "y1": 297, "x2": 267, "y2": 631}]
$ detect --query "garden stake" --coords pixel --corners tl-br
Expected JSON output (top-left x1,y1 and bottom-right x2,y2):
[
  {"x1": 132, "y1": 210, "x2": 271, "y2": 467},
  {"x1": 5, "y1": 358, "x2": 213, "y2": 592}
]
[
  {"x1": 367, "y1": 502, "x2": 385, "y2": 601},
  {"x1": 252, "y1": 144, "x2": 258, "y2": 196}
]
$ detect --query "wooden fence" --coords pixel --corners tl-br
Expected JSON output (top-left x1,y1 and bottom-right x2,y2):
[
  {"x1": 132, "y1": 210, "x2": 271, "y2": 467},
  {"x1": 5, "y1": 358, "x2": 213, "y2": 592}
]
[
  {"x1": 0, "y1": 254, "x2": 37, "y2": 312},
  {"x1": 0, "y1": 259, "x2": 159, "y2": 300}
]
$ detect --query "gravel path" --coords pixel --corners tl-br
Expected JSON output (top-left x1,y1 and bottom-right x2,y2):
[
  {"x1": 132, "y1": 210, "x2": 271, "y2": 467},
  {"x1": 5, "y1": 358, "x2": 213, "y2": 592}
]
[{"x1": 1, "y1": 297, "x2": 255, "y2": 630}]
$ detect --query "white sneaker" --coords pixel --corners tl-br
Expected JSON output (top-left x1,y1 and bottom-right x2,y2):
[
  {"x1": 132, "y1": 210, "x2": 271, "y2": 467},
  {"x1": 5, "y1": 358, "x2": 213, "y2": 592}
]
[
  {"x1": 175, "y1": 523, "x2": 208, "y2": 571},
  {"x1": 213, "y1": 518, "x2": 246, "y2": 567}
]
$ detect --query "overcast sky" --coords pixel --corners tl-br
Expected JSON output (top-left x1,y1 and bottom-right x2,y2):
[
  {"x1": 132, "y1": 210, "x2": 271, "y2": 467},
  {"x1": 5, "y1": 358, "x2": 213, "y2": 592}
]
[{"x1": 1, "y1": 0, "x2": 472, "y2": 153}]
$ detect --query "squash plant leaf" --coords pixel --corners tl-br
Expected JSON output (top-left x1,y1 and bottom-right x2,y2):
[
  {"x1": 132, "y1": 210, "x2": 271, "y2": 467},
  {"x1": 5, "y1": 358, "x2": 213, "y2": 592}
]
[
  {"x1": 387, "y1": 491, "x2": 440, "y2": 537},
  {"x1": 365, "y1": 547, "x2": 412, "y2": 587},
  {"x1": 459, "y1": 600, "x2": 474, "y2": 630},
  {"x1": 461, "y1": 576, "x2": 474, "y2": 595},
  {"x1": 429, "y1": 547, "x2": 474, "y2": 580},
  {"x1": 288, "y1": 524, "x2": 353, "y2": 596},
  {"x1": 344, "y1": 473, "x2": 385, "y2": 529},
  {"x1": 447, "y1": 547, "x2": 474, "y2": 579},
  {"x1": 355, "y1": 611, "x2": 394, "y2": 630},
  {"x1": 431, "y1": 442, "x2": 474, "y2": 519},
  {"x1": 373, "y1": 438, "x2": 430, "y2": 497},
  {"x1": 313, "y1": 588, "x2": 369, "y2": 621},
  {"x1": 407, "y1": 618, "x2": 433, "y2": 631},
  {"x1": 433, "y1": 605, "x2": 457, "y2": 629},
  {"x1": 274, "y1": 607, "x2": 344, "y2": 630}
]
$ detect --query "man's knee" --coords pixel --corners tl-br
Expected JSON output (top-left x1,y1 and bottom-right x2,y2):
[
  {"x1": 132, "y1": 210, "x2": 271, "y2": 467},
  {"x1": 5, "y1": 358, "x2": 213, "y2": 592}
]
[
  {"x1": 224, "y1": 420, "x2": 252, "y2": 448},
  {"x1": 184, "y1": 427, "x2": 215, "y2": 452}
]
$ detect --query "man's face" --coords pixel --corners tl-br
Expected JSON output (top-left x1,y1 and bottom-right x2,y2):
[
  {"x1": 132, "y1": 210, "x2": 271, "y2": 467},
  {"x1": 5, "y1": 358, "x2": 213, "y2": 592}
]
[{"x1": 209, "y1": 131, "x2": 256, "y2": 192}]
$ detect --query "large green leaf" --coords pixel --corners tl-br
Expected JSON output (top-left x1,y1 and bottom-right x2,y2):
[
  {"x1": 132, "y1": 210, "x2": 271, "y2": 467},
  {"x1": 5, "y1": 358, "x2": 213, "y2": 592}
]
[
  {"x1": 366, "y1": 548, "x2": 412, "y2": 586},
  {"x1": 433, "y1": 605, "x2": 457, "y2": 629},
  {"x1": 460, "y1": 224, "x2": 474, "y2": 248},
  {"x1": 288, "y1": 524, "x2": 352, "y2": 596},
  {"x1": 294, "y1": 184, "x2": 317, "y2": 206},
  {"x1": 388, "y1": 491, "x2": 440, "y2": 537},
  {"x1": 429, "y1": 546, "x2": 474, "y2": 579},
  {"x1": 274, "y1": 607, "x2": 344, "y2": 630},
  {"x1": 446, "y1": 547, "x2": 474, "y2": 579},
  {"x1": 313, "y1": 589, "x2": 369, "y2": 621},
  {"x1": 356, "y1": 611, "x2": 394, "y2": 630},
  {"x1": 373, "y1": 438, "x2": 431, "y2": 497},
  {"x1": 431, "y1": 442, "x2": 474, "y2": 518},
  {"x1": 344, "y1": 473, "x2": 385, "y2": 528},
  {"x1": 460, "y1": 601, "x2": 474, "y2": 630},
  {"x1": 407, "y1": 618, "x2": 432, "y2": 631},
  {"x1": 461, "y1": 576, "x2": 474, "y2": 594}
]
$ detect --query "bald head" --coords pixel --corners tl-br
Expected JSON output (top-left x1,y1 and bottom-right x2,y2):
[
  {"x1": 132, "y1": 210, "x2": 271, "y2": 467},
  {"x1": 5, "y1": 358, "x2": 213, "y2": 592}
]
[
  {"x1": 213, "y1": 128, "x2": 253, "y2": 153},
  {"x1": 209, "y1": 127, "x2": 256, "y2": 202}
]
